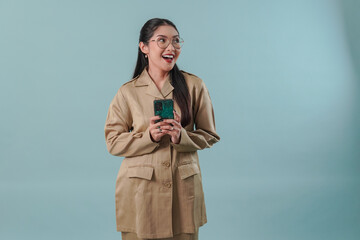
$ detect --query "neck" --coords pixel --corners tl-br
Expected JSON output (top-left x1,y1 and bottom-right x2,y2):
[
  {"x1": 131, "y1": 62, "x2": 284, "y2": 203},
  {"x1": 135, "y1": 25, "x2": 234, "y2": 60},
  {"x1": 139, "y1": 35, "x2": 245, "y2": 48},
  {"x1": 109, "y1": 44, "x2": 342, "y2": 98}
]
[
  {"x1": 147, "y1": 67, "x2": 170, "y2": 91},
  {"x1": 148, "y1": 67, "x2": 169, "y2": 82}
]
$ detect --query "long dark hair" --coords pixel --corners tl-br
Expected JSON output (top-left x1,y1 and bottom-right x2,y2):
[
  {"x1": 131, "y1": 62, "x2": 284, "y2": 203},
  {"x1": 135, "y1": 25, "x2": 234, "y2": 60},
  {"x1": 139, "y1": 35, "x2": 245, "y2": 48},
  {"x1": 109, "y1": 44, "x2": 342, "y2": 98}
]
[{"x1": 133, "y1": 18, "x2": 191, "y2": 127}]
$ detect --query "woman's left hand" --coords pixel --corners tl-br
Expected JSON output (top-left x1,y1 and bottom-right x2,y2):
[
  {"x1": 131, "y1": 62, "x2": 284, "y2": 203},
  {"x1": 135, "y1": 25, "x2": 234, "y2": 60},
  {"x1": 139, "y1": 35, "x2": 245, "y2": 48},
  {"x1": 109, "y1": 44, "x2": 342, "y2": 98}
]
[{"x1": 162, "y1": 110, "x2": 182, "y2": 144}]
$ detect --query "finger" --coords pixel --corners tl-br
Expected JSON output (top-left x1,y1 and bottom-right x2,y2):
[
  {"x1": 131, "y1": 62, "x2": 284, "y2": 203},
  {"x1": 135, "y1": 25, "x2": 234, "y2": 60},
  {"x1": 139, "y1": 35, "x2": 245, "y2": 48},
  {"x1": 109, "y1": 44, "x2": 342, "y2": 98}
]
[
  {"x1": 173, "y1": 110, "x2": 180, "y2": 117},
  {"x1": 163, "y1": 119, "x2": 181, "y2": 128},
  {"x1": 150, "y1": 115, "x2": 161, "y2": 120},
  {"x1": 160, "y1": 124, "x2": 173, "y2": 130},
  {"x1": 153, "y1": 121, "x2": 171, "y2": 129},
  {"x1": 152, "y1": 130, "x2": 166, "y2": 139},
  {"x1": 172, "y1": 120, "x2": 182, "y2": 128},
  {"x1": 150, "y1": 122, "x2": 164, "y2": 130},
  {"x1": 163, "y1": 119, "x2": 176, "y2": 124},
  {"x1": 152, "y1": 134, "x2": 163, "y2": 142},
  {"x1": 171, "y1": 114, "x2": 181, "y2": 124},
  {"x1": 171, "y1": 127, "x2": 180, "y2": 134},
  {"x1": 150, "y1": 115, "x2": 161, "y2": 124},
  {"x1": 151, "y1": 127, "x2": 162, "y2": 133},
  {"x1": 162, "y1": 125, "x2": 180, "y2": 132},
  {"x1": 173, "y1": 111, "x2": 181, "y2": 122},
  {"x1": 162, "y1": 130, "x2": 175, "y2": 137},
  {"x1": 164, "y1": 126, "x2": 181, "y2": 134},
  {"x1": 158, "y1": 127, "x2": 170, "y2": 134},
  {"x1": 155, "y1": 127, "x2": 163, "y2": 133},
  {"x1": 166, "y1": 123, "x2": 181, "y2": 131},
  {"x1": 151, "y1": 125, "x2": 165, "y2": 133}
]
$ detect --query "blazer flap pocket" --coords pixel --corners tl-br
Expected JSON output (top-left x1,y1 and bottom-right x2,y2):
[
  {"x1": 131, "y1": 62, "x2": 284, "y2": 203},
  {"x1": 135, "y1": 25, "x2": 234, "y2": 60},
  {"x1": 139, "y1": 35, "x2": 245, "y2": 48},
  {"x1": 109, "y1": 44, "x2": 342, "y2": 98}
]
[
  {"x1": 127, "y1": 166, "x2": 154, "y2": 180},
  {"x1": 178, "y1": 163, "x2": 200, "y2": 180}
]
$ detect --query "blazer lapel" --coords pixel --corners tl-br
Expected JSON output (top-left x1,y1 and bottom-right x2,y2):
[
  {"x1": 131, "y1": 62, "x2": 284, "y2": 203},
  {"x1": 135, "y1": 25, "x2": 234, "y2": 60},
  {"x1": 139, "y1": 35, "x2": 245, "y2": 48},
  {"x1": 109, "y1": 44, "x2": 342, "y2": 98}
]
[
  {"x1": 160, "y1": 78, "x2": 174, "y2": 98},
  {"x1": 135, "y1": 68, "x2": 174, "y2": 99}
]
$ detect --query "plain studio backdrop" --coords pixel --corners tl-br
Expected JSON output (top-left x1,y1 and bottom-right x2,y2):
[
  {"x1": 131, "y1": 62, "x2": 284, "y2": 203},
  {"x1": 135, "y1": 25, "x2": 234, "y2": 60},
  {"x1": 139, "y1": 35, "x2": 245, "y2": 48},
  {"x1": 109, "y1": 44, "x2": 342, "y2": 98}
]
[{"x1": 0, "y1": 0, "x2": 359, "y2": 239}]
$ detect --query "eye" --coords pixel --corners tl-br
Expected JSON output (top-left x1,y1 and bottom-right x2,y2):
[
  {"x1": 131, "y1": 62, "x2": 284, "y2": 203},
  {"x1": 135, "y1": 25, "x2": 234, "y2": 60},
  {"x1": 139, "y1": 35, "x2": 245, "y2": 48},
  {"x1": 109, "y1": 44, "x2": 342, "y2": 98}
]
[
  {"x1": 173, "y1": 38, "x2": 180, "y2": 43},
  {"x1": 158, "y1": 37, "x2": 166, "y2": 43}
]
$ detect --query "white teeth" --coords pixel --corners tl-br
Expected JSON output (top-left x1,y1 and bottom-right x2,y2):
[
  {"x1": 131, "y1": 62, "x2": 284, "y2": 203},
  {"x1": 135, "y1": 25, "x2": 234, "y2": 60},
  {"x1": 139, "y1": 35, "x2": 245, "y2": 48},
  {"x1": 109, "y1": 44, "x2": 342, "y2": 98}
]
[{"x1": 163, "y1": 55, "x2": 174, "y2": 59}]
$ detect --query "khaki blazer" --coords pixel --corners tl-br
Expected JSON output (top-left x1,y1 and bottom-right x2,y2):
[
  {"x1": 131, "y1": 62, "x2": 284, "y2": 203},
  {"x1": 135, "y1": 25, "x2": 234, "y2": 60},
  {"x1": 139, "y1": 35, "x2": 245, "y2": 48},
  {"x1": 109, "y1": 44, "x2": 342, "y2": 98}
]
[{"x1": 104, "y1": 68, "x2": 220, "y2": 239}]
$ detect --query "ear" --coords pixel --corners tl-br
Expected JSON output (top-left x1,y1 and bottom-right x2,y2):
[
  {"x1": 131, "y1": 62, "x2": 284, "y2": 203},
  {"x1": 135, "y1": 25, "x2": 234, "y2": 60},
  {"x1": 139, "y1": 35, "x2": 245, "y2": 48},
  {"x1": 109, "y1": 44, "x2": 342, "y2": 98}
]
[{"x1": 139, "y1": 42, "x2": 149, "y2": 55}]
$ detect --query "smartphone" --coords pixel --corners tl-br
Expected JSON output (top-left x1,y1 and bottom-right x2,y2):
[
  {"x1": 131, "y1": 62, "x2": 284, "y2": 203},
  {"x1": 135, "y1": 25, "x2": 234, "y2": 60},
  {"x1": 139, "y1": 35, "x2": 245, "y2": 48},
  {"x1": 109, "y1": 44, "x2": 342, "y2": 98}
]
[{"x1": 154, "y1": 99, "x2": 174, "y2": 123}]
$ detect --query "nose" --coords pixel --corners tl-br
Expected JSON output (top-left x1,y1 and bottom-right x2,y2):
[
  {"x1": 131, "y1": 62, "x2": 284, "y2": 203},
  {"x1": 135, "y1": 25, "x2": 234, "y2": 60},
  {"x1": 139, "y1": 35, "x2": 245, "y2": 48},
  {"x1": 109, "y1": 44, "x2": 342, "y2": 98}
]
[{"x1": 166, "y1": 41, "x2": 176, "y2": 51}]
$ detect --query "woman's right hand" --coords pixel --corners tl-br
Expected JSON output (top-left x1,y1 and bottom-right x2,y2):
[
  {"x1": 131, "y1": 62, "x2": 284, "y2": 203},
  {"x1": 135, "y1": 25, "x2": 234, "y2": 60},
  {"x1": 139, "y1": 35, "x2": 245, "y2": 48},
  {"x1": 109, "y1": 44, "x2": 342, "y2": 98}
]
[{"x1": 149, "y1": 116, "x2": 168, "y2": 142}]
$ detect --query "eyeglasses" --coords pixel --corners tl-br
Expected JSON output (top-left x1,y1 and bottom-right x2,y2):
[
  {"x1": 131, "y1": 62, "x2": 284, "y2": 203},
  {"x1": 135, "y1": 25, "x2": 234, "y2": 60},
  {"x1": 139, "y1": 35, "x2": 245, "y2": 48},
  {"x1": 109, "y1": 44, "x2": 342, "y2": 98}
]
[{"x1": 149, "y1": 36, "x2": 184, "y2": 49}]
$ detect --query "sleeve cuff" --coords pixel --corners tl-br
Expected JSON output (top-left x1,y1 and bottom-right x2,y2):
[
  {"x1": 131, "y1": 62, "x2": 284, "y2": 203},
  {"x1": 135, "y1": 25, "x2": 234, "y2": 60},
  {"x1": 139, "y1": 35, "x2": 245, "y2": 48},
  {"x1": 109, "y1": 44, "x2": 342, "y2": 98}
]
[
  {"x1": 170, "y1": 128, "x2": 199, "y2": 152},
  {"x1": 143, "y1": 127, "x2": 160, "y2": 147}
]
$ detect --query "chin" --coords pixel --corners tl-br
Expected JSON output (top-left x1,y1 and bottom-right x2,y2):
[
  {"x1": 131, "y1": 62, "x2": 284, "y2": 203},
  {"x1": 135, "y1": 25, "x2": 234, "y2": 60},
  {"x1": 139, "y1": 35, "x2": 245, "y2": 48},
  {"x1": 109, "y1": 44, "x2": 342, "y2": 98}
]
[{"x1": 162, "y1": 65, "x2": 175, "y2": 72}]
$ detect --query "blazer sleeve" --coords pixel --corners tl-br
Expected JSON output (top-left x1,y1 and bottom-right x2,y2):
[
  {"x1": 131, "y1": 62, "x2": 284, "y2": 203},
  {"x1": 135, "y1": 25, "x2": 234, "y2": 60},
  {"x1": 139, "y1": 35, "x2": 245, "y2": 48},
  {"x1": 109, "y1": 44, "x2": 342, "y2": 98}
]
[
  {"x1": 171, "y1": 80, "x2": 220, "y2": 152},
  {"x1": 104, "y1": 88, "x2": 159, "y2": 157}
]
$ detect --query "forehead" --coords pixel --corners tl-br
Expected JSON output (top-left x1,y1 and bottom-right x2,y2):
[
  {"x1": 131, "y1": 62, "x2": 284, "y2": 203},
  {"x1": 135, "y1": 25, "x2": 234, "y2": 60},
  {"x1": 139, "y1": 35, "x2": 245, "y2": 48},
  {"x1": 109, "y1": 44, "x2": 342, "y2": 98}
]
[{"x1": 153, "y1": 25, "x2": 179, "y2": 37}]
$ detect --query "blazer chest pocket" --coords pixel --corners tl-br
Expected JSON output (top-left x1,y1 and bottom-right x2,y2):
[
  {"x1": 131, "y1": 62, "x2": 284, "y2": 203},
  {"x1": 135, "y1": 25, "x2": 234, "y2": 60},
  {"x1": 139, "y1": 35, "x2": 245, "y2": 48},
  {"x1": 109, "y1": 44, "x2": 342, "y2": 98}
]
[
  {"x1": 127, "y1": 166, "x2": 154, "y2": 193},
  {"x1": 178, "y1": 163, "x2": 201, "y2": 198}
]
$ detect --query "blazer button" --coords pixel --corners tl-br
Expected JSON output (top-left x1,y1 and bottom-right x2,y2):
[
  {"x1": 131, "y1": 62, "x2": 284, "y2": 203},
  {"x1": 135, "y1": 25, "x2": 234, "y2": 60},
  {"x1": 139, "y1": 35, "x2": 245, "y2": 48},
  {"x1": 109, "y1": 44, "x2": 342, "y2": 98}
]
[
  {"x1": 163, "y1": 161, "x2": 170, "y2": 168},
  {"x1": 163, "y1": 182, "x2": 172, "y2": 188}
]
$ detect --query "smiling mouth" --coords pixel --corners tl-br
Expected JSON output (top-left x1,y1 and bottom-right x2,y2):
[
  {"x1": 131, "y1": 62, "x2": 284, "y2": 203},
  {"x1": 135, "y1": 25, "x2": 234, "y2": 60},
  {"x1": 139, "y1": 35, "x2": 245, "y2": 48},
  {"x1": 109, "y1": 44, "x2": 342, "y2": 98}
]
[{"x1": 162, "y1": 55, "x2": 174, "y2": 63}]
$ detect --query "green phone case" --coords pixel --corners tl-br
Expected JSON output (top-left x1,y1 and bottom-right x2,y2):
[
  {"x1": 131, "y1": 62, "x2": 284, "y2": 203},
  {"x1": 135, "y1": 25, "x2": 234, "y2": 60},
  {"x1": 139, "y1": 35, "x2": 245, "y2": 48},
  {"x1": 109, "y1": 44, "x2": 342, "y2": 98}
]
[{"x1": 154, "y1": 99, "x2": 174, "y2": 122}]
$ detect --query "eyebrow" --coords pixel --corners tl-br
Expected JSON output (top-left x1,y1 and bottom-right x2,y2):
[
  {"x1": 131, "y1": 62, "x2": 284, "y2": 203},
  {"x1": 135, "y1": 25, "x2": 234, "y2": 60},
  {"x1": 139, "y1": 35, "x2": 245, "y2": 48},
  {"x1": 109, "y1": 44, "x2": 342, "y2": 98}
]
[{"x1": 156, "y1": 34, "x2": 179, "y2": 38}]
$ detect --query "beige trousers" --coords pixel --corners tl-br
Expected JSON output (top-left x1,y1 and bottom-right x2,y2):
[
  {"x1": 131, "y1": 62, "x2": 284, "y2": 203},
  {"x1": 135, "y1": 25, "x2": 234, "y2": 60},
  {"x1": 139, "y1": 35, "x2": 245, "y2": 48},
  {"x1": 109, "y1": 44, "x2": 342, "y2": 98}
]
[{"x1": 121, "y1": 229, "x2": 199, "y2": 240}]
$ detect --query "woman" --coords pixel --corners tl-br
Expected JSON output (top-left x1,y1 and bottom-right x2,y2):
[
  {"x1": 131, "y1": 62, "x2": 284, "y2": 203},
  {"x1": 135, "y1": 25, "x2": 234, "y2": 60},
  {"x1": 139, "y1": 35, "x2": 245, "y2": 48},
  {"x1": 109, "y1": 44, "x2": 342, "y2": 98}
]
[{"x1": 104, "y1": 18, "x2": 220, "y2": 240}]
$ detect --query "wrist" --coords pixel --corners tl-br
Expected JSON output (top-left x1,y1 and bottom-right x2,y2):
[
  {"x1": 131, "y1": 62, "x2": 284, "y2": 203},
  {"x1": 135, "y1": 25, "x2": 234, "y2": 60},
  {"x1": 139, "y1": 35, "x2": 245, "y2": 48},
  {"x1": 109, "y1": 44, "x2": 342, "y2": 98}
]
[
  {"x1": 172, "y1": 134, "x2": 181, "y2": 144},
  {"x1": 150, "y1": 132, "x2": 159, "y2": 143}
]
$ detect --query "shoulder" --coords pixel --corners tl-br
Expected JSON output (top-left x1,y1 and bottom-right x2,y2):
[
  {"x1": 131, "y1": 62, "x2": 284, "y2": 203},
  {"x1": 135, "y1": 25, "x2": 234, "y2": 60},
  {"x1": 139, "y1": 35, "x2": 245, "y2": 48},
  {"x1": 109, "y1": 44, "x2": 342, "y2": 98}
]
[
  {"x1": 181, "y1": 70, "x2": 201, "y2": 81},
  {"x1": 180, "y1": 70, "x2": 205, "y2": 88},
  {"x1": 115, "y1": 76, "x2": 139, "y2": 97},
  {"x1": 120, "y1": 76, "x2": 138, "y2": 90},
  {"x1": 180, "y1": 70, "x2": 209, "y2": 94},
  {"x1": 108, "y1": 78, "x2": 137, "y2": 108}
]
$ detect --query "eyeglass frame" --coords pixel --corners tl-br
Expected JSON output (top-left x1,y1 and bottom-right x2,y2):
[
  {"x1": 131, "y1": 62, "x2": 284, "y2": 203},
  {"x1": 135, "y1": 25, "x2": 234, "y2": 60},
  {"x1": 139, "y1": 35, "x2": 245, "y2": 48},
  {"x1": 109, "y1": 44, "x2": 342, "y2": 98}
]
[{"x1": 148, "y1": 35, "x2": 184, "y2": 49}]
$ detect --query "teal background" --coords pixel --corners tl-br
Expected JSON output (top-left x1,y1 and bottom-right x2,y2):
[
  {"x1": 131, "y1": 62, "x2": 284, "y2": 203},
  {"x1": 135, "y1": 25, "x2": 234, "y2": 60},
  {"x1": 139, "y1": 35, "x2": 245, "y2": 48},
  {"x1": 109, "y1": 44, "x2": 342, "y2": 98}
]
[{"x1": 1, "y1": 0, "x2": 359, "y2": 239}]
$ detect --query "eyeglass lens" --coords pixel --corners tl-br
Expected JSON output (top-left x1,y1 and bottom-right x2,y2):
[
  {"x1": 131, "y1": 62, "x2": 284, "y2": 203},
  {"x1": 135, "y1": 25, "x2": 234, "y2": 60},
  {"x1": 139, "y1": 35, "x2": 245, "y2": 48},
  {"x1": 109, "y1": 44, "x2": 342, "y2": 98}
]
[{"x1": 156, "y1": 37, "x2": 183, "y2": 49}]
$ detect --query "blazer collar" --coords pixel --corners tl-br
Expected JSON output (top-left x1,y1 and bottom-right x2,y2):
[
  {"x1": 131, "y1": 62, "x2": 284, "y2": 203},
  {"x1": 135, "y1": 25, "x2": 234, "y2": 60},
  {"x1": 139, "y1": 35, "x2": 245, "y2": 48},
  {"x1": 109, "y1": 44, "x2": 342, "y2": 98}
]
[{"x1": 134, "y1": 68, "x2": 174, "y2": 99}]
